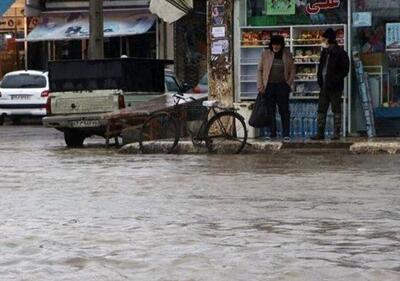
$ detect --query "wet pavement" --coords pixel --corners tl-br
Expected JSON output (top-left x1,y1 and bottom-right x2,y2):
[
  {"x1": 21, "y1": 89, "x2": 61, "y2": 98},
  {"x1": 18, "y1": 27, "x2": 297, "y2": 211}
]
[{"x1": 0, "y1": 126, "x2": 399, "y2": 281}]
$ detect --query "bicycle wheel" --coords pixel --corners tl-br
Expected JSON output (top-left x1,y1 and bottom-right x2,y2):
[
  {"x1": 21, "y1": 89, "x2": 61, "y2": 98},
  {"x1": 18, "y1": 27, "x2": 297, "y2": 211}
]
[
  {"x1": 139, "y1": 112, "x2": 180, "y2": 154},
  {"x1": 191, "y1": 120, "x2": 208, "y2": 147},
  {"x1": 205, "y1": 111, "x2": 248, "y2": 154}
]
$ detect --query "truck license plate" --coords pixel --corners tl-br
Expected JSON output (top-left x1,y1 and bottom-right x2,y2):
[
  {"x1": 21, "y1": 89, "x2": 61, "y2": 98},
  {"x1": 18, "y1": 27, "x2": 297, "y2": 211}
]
[{"x1": 71, "y1": 120, "x2": 100, "y2": 128}]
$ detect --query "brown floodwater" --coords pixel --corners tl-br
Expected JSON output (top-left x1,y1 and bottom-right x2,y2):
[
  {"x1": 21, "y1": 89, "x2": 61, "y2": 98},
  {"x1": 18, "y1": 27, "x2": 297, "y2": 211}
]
[{"x1": 0, "y1": 126, "x2": 399, "y2": 280}]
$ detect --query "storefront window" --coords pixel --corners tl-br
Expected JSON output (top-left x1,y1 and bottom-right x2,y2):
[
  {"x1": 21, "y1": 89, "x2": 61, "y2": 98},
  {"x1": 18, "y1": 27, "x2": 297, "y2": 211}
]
[
  {"x1": 247, "y1": 0, "x2": 348, "y2": 26},
  {"x1": 352, "y1": 0, "x2": 400, "y2": 108}
]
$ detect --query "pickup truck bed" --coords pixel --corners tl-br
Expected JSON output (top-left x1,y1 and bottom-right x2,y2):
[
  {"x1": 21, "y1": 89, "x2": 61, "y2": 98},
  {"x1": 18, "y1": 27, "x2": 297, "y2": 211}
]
[{"x1": 43, "y1": 58, "x2": 173, "y2": 147}]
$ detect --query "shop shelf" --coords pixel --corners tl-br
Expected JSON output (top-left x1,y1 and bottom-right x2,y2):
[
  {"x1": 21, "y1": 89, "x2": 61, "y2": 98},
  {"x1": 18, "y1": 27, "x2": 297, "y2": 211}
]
[
  {"x1": 240, "y1": 63, "x2": 258, "y2": 66},
  {"x1": 240, "y1": 58, "x2": 260, "y2": 64},
  {"x1": 293, "y1": 44, "x2": 323, "y2": 47},
  {"x1": 290, "y1": 96, "x2": 319, "y2": 100},
  {"x1": 294, "y1": 62, "x2": 320, "y2": 65},
  {"x1": 294, "y1": 91, "x2": 320, "y2": 94},
  {"x1": 240, "y1": 92, "x2": 258, "y2": 95},
  {"x1": 294, "y1": 79, "x2": 318, "y2": 82}
]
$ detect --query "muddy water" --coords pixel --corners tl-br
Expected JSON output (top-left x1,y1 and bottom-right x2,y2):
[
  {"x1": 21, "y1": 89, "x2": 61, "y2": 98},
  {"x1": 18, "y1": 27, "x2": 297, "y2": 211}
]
[{"x1": 0, "y1": 126, "x2": 399, "y2": 280}]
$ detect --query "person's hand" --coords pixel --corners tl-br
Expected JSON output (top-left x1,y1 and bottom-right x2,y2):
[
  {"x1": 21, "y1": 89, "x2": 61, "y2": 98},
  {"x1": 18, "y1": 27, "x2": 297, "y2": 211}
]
[{"x1": 257, "y1": 86, "x2": 265, "y2": 94}]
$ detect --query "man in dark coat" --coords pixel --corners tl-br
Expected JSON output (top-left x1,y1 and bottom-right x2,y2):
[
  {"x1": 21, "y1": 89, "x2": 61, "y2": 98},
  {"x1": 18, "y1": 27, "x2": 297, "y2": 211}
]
[{"x1": 311, "y1": 28, "x2": 350, "y2": 140}]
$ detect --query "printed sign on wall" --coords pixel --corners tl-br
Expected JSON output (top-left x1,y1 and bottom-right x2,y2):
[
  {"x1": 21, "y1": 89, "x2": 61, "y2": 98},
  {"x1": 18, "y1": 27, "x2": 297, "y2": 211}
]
[
  {"x1": 386, "y1": 23, "x2": 400, "y2": 50},
  {"x1": 266, "y1": 0, "x2": 295, "y2": 15}
]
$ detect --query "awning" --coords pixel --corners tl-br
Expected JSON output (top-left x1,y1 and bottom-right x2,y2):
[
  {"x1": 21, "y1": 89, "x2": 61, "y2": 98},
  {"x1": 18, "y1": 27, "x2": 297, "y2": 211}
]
[
  {"x1": 0, "y1": 0, "x2": 15, "y2": 16},
  {"x1": 149, "y1": 0, "x2": 193, "y2": 23},
  {"x1": 26, "y1": 12, "x2": 156, "y2": 42}
]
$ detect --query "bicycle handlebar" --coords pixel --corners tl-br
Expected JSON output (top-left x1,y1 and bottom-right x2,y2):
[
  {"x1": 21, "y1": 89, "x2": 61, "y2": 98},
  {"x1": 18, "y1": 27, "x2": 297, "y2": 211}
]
[{"x1": 173, "y1": 93, "x2": 197, "y2": 102}]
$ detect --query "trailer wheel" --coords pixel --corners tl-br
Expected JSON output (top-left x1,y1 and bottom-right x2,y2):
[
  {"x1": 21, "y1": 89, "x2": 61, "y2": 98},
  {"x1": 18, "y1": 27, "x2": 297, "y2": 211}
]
[{"x1": 64, "y1": 130, "x2": 85, "y2": 147}]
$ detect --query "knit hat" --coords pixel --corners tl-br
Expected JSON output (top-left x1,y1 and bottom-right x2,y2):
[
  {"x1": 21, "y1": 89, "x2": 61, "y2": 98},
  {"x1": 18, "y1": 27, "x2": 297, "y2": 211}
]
[
  {"x1": 322, "y1": 28, "x2": 336, "y2": 44},
  {"x1": 269, "y1": 35, "x2": 285, "y2": 50}
]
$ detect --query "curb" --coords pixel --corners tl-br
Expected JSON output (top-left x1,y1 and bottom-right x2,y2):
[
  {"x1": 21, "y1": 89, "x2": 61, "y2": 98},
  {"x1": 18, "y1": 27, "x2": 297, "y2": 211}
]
[
  {"x1": 349, "y1": 142, "x2": 400, "y2": 154},
  {"x1": 119, "y1": 140, "x2": 282, "y2": 154},
  {"x1": 119, "y1": 140, "x2": 400, "y2": 155}
]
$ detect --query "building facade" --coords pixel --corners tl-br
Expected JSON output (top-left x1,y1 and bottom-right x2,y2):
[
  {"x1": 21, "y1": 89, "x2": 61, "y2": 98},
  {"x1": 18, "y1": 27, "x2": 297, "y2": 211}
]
[
  {"x1": 232, "y1": 0, "x2": 400, "y2": 136},
  {"x1": 0, "y1": 0, "x2": 25, "y2": 77},
  {"x1": 25, "y1": 0, "x2": 171, "y2": 69}
]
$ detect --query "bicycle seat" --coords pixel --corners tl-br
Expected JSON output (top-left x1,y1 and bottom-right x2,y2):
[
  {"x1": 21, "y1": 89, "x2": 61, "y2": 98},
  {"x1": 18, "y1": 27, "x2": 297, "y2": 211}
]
[{"x1": 202, "y1": 100, "x2": 220, "y2": 108}]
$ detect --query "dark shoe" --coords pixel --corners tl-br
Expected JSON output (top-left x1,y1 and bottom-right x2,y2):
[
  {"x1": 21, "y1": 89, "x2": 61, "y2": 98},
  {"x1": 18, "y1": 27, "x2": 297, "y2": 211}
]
[
  {"x1": 311, "y1": 113, "x2": 327, "y2": 141},
  {"x1": 330, "y1": 135, "x2": 340, "y2": 141},
  {"x1": 310, "y1": 134, "x2": 325, "y2": 140}
]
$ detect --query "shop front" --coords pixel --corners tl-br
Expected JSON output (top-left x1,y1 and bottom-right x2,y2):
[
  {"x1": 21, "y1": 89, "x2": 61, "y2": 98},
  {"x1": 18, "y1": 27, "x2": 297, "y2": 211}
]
[
  {"x1": 350, "y1": 0, "x2": 400, "y2": 136},
  {"x1": 233, "y1": 0, "x2": 400, "y2": 137}
]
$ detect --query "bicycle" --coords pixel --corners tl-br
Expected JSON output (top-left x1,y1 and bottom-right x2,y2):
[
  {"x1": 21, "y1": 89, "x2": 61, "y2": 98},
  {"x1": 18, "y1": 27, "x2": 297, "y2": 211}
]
[{"x1": 138, "y1": 93, "x2": 248, "y2": 154}]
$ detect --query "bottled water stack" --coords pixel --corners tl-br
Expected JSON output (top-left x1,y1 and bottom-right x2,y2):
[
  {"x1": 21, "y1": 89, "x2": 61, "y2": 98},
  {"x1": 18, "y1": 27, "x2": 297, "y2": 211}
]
[{"x1": 259, "y1": 102, "x2": 334, "y2": 138}]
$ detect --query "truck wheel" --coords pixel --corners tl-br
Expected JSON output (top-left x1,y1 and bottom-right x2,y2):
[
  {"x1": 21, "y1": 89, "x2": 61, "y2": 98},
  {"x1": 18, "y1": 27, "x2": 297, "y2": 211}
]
[
  {"x1": 64, "y1": 130, "x2": 85, "y2": 147},
  {"x1": 11, "y1": 117, "x2": 21, "y2": 125},
  {"x1": 0, "y1": 115, "x2": 4, "y2": 126}
]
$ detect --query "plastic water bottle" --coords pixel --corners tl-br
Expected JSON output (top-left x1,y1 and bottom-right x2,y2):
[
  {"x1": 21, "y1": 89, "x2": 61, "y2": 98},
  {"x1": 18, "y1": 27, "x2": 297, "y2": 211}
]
[
  {"x1": 277, "y1": 115, "x2": 282, "y2": 137},
  {"x1": 292, "y1": 104, "x2": 298, "y2": 137},
  {"x1": 303, "y1": 103, "x2": 309, "y2": 137}
]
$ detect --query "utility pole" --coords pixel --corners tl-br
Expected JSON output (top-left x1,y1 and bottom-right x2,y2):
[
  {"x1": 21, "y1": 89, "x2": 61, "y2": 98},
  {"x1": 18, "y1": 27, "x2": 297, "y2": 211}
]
[{"x1": 88, "y1": 0, "x2": 104, "y2": 59}]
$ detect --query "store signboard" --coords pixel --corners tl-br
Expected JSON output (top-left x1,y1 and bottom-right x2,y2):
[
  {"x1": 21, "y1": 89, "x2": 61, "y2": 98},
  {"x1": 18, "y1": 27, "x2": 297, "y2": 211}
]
[
  {"x1": 386, "y1": 23, "x2": 400, "y2": 51},
  {"x1": 266, "y1": 0, "x2": 295, "y2": 16},
  {"x1": 306, "y1": 0, "x2": 341, "y2": 15},
  {"x1": 0, "y1": 17, "x2": 16, "y2": 30},
  {"x1": 248, "y1": 0, "x2": 347, "y2": 26},
  {"x1": 27, "y1": 12, "x2": 156, "y2": 41}
]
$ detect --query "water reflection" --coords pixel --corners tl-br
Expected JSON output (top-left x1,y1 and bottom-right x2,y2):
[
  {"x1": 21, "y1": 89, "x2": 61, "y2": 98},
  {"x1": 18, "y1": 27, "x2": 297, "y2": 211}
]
[{"x1": 0, "y1": 126, "x2": 399, "y2": 280}]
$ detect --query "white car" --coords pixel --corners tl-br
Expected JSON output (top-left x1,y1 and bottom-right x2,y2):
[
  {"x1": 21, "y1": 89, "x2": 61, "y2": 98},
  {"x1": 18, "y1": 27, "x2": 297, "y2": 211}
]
[{"x1": 0, "y1": 70, "x2": 49, "y2": 125}]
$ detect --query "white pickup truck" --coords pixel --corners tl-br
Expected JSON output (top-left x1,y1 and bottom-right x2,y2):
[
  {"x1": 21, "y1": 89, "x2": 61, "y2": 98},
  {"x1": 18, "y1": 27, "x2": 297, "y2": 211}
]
[{"x1": 43, "y1": 58, "x2": 181, "y2": 147}]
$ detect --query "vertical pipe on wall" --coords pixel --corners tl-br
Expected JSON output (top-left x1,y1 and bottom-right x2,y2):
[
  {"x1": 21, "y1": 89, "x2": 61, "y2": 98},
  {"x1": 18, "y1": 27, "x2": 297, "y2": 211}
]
[
  {"x1": 347, "y1": 0, "x2": 352, "y2": 134},
  {"x1": 119, "y1": 36, "x2": 123, "y2": 56},
  {"x1": 233, "y1": 0, "x2": 240, "y2": 102},
  {"x1": 156, "y1": 19, "x2": 159, "y2": 59},
  {"x1": 88, "y1": 0, "x2": 104, "y2": 59},
  {"x1": 24, "y1": 12, "x2": 28, "y2": 70}
]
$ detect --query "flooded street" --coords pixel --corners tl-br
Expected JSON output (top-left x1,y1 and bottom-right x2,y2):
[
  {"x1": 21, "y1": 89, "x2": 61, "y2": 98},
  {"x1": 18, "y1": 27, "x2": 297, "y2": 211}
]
[{"x1": 0, "y1": 126, "x2": 399, "y2": 281}]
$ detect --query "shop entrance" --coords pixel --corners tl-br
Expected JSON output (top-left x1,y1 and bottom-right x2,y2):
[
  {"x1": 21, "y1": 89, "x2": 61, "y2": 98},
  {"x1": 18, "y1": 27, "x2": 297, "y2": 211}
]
[{"x1": 351, "y1": 0, "x2": 400, "y2": 136}]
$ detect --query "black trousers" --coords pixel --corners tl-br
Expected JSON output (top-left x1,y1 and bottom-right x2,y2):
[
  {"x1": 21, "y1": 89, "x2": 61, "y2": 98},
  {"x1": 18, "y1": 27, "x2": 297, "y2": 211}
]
[
  {"x1": 265, "y1": 82, "x2": 291, "y2": 137},
  {"x1": 318, "y1": 89, "x2": 342, "y2": 115},
  {"x1": 316, "y1": 89, "x2": 342, "y2": 136}
]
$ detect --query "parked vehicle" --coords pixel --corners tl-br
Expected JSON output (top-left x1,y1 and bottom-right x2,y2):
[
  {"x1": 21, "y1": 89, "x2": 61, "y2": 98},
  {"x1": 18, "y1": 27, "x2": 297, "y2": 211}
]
[
  {"x1": 165, "y1": 69, "x2": 185, "y2": 93},
  {"x1": 42, "y1": 58, "x2": 177, "y2": 147},
  {"x1": 0, "y1": 70, "x2": 49, "y2": 125},
  {"x1": 190, "y1": 73, "x2": 208, "y2": 94}
]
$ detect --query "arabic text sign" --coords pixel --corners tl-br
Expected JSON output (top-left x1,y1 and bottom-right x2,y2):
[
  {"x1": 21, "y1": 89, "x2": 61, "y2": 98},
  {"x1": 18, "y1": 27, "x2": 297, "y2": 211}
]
[
  {"x1": 266, "y1": 0, "x2": 295, "y2": 16},
  {"x1": 306, "y1": 0, "x2": 341, "y2": 15},
  {"x1": 386, "y1": 23, "x2": 400, "y2": 51}
]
